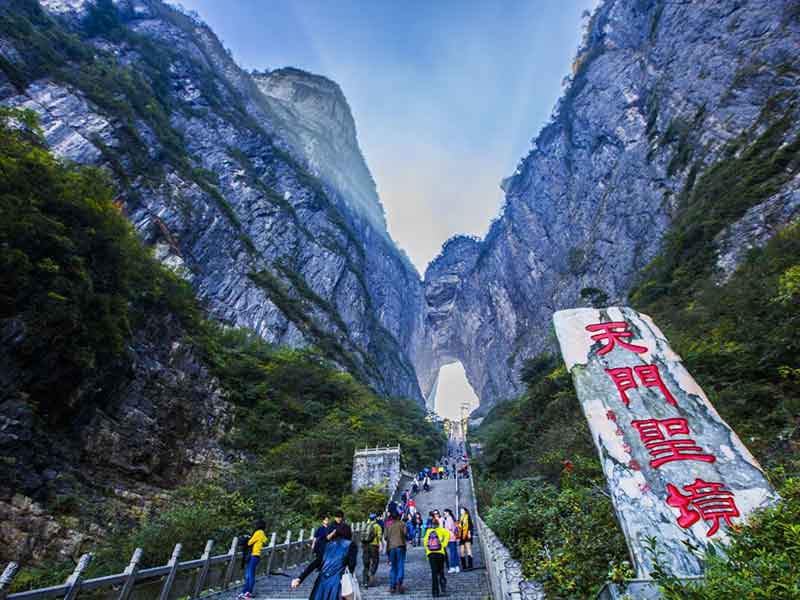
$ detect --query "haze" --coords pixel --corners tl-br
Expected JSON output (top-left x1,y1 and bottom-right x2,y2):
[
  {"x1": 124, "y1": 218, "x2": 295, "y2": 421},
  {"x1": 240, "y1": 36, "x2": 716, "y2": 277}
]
[{"x1": 177, "y1": 0, "x2": 593, "y2": 273}]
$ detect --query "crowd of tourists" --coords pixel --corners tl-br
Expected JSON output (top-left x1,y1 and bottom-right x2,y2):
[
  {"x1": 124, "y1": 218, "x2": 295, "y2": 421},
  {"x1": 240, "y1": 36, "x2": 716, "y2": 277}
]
[{"x1": 237, "y1": 454, "x2": 474, "y2": 600}]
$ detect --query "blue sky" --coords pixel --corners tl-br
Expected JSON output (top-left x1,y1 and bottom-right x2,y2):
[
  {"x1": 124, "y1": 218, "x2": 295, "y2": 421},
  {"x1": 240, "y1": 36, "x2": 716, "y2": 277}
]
[{"x1": 179, "y1": 0, "x2": 594, "y2": 273}]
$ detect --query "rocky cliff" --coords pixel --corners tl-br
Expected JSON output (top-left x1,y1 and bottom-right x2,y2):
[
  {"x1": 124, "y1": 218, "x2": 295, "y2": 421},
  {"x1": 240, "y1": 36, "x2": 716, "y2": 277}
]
[
  {"x1": 420, "y1": 0, "x2": 800, "y2": 412},
  {"x1": 0, "y1": 0, "x2": 424, "y2": 404},
  {"x1": 0, "y1": 0, "x2": 427, "y2": 564}
]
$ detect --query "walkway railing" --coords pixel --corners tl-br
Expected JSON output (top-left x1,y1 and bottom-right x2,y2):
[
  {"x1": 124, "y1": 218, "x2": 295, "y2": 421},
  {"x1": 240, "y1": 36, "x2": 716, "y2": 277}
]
[
  {"x1": 458, "y1": 468, "x2": 544, "y2": 600},
  {"x1": 0, "y1": 522, "x2": 374, "y2": 600}
]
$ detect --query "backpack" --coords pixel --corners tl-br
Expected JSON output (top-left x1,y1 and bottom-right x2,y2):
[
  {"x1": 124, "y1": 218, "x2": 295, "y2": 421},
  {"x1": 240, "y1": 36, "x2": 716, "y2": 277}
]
[
  {"x1": 427, "y1": 530, "x2": 442, "y2": 552},
  {"x1": 362, "y1": 523, "x2": 377, "y2": 544}
]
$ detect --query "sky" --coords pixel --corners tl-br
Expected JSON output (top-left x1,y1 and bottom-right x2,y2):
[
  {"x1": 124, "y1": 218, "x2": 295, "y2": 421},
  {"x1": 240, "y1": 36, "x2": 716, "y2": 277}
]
[
  {"x1": 435, "y1": 362, "x2": 480, "y2": 420},
  {"x1": 177, "y1": 0, "x2": 594, "y2": 415},
  {"x1": 178, "y1": 0, "x2": 594, "y2": 273}
]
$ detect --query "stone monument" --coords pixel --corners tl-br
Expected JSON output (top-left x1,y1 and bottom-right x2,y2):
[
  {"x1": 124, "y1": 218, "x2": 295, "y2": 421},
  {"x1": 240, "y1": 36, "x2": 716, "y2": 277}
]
[
  {"x1": 553, "y1": 307, "x2": 779, "y2": 578},
  {"x1": 351, "y1": 445, "x2": 401, "y2": 493}
]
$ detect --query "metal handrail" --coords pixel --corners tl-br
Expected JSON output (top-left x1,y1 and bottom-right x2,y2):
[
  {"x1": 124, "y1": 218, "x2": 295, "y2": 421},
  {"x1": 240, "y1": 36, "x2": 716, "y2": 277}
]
[{"x1": 2, "y1": 527, "x2": 337, "y2": 600}]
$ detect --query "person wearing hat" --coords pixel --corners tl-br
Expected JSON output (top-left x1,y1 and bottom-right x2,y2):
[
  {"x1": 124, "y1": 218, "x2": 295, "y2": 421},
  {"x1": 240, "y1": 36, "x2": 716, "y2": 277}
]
[{"x1": 362, "y1": 513, "x2": 382, "y2": 587}]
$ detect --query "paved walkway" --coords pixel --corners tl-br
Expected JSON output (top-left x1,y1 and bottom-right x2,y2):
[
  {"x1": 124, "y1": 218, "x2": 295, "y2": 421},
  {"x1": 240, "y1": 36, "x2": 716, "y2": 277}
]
[{"x1": 217, "y1": 468, "x2": 489, "y2": 600}]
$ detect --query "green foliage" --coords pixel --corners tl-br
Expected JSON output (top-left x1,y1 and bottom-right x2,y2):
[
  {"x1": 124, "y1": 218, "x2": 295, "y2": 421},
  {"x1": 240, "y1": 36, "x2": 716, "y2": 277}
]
[
  {"x1": 471, "y1": 353, "x2": 626, "y2": 597},
  {"x1": 186, "y1": 323, "x2": 443, "y2": 539},
  {"x1": 648, "y1": 478, "x2": 800, "y2": 599},
  {"x1": 1, "y1": 110, "x2": 443, "y2": 590},
  {"x1": 580, "y1": 286, "x2": 609, "y2": 308},
  {"x1": 473, "y1": 356, "x2": 594, "y2": 483},
  {"x1": 633, "y1": 105, "x2": 800, "y2": 308},
  {"x1": 482, "y1": 472, "x2": 627, "y2": 599},
  {"x1": 0, "y1": 109, "x2": 198, "y2": 421},
  {"x1": 632, "y1": 209, "x2": 800, "y2": 470},
  {"x1": 341, "y1": 487, "x2": 389, "y2": 522}
]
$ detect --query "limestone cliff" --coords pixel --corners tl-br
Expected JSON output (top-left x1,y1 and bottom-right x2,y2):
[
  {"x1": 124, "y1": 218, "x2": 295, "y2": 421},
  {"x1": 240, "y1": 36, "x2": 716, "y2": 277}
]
[
  {"x1": 0, "y1": 0, "x2": 424, "y2": 403},
  {"x1": 420, "y1": 0, "x2": 800, "y2": 411}
]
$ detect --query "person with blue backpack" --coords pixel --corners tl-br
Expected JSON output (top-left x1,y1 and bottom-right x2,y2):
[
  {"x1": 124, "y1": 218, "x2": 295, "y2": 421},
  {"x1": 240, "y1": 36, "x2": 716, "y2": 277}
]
[{"x1": 423, "y1": 514, "x2": 450, "y2": 597}]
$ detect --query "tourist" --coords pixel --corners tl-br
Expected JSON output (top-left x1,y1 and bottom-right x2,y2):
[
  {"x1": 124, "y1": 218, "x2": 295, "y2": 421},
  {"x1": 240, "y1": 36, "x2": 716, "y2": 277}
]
[
  {"x1": 423, "y1": 511, "x2": 435, "y2": 544},
  {"x1": 414, "y1": 512, "x2": 423, "y2": 546},
  {"x1": 384, "y1": 510, "x2": 407, "y2": 593},
  {"x1": 362, "y1": 513, "x2": 382, "y2": 588},
  {"x1": 405, "y1": 513, "x2": 416, "y2": 547},
  {"x1": 442, "y1": 509, "x2": 460, "y2": 573},
  {"x1": 411, "y1": 480, "x2": 419, "y2": 497},
  {"x1": 431, "y1": 465, "x2": 438, "y2": 480},
  {"x1": 311, "y1": 515, "x2": 331, "y2": 559},
  {"x1": 423, "y1": 515, "x2": 450, "y2": 597},
  {"x1": 423, "y1": 474, "x2": 431, "y2": 492},
  {"x1": 328, "y1": 510, "x2": 352, "y2": 542},
  {"x1": 291, "y1": 517, "x2": 358, "y2": 600},
  {"x1": 459, "y1": 507, "x2": 474, "y2": 571},
  {"x1": 238, "y1": 519, "x2": 267, "y2": 600}
]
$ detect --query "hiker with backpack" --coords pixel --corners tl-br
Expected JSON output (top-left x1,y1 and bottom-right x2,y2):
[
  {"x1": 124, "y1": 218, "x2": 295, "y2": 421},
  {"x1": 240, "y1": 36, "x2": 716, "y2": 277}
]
[
  {"x1": 442, "y1": 509, "x2": 460, "y2": 573},
  {"x1": 423, "y1": 514, "x2": 450, "y2": 597},
  {"x1": 361, "y1": 513, "x2": 381, "y2": 588},
  {"x1": 238, "y1": 519, "x2": 267, "y2": 600}
]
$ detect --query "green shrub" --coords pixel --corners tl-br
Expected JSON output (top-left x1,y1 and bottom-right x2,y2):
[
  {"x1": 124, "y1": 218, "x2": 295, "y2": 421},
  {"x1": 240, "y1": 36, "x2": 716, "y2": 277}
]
[{"x1": 648, "y1": 478, "x2": 800, "y2": 600}]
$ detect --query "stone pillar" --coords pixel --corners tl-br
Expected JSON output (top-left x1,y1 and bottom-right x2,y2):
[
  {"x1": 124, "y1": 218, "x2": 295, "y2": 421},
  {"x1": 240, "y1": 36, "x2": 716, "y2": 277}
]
[
  {"x1": 351, "y1": 446, "x2": 401, "y2": 493},
  {"x1": 553, "y1": 307, "x2": 779, "y2": 578}
]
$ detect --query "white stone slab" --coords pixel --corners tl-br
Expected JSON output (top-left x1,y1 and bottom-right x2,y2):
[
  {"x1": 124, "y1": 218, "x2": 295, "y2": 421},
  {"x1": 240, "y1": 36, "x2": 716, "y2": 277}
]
[{"x1": 553, "y1": 307, "x2": 779, "y2": 578}]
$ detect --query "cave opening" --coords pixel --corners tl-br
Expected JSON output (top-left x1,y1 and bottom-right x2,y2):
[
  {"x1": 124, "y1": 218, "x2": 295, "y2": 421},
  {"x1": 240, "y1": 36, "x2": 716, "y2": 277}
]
[{"x1": 429, "y1": 361, "x2": 480, "y2": 421}]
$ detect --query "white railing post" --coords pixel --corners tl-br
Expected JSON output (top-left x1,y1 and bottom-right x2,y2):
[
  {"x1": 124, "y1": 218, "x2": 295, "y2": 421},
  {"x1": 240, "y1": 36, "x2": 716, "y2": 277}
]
[
  {"x1": 223, "y1": 536, "x2": 238, "y2": 589},
  {"x1": 292, "y1": 529, "x2": 304, "y2": 568},
  {"x1": 118, "y1": 548, "x2": 143, "y2": 600},
  {"x1": 193, "y1": 539, "x2": 214, "y2": 598},
  {"x1": 264, "y1": 532, "x2": 278, "y2": 575},
  {"x1": 0, "y1": 563, "x2": 19, "y2": 600},
  {"x1": 281, "y1": 531, "x2": 292, "y2": 572},
  {"x1": 64, "y1": 553, "x2": 93, "y2": 600},
  {"x1": 158, "y1": 544, "x2": 182, "y2": 600}
]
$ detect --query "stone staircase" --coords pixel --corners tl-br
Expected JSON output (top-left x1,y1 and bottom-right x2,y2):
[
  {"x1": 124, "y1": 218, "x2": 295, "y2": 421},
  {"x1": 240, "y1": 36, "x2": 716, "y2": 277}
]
[{"x1": 214, "y1": 473, "x2": 491, "y2": 600}]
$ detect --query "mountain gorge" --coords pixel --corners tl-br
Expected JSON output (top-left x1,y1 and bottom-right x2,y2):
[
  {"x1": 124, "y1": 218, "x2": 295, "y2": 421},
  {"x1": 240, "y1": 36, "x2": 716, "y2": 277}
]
[
  {"x1": 1, "y1": 0, "x2": 424, "y2": 403},
  {"x1": 421, "y1": 0, "x2": 800, "y2": 411},
  {"x1": 0, "y1": 0, "x2": 434, "y2": 568},
  {"x1": 1, "y1": 0, "x2": 799, "y2": 587}
]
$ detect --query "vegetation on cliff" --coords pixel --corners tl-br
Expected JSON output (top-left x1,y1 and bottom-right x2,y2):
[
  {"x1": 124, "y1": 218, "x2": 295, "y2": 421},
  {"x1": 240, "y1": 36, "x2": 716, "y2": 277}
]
[
  {"x1": 0, "y1": 111, "x2": 443, "y2": 590},
  {"x1": 472, "y1": 98, "x2": 800, "y2": 597}
]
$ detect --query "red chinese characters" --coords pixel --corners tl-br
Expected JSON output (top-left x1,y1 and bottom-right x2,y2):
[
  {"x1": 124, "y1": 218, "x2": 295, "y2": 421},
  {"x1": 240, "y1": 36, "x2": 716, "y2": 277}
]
[
  {"x1": 585, "y1": 321, "x2": 648, "y2": 355},
  {"x1": 631, "y1": 418, "x2": 716, "y2": 468},
  {"x1": 666, "y1": 479, "x2": 740, "y2": 536},
  {"x1": 587, "y1": 318, "x2": 738, "y2": 538},
  {"x1": 605, "y1": 364, "x2": 677, "y2": 407}
]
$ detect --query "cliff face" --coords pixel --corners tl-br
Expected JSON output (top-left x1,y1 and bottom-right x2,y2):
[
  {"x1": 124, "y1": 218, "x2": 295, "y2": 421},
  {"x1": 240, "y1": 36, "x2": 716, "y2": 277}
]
[
  {"x1": 421, "y1": 0, "x2": 800, "y2": 412},
  {"x1": 0, "y1": 0, "x2": 424, "y2": 404},
  {"x1": 0, "y1": 0, "x2": 426, "y2": 563}
]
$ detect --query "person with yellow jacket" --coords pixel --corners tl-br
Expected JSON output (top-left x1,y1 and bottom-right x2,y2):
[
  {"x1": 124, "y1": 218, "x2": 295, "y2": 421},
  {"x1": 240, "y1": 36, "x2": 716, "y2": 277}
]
[
  {"x1": 238, "y1": 519, "x2": 267, "y2": 600},
  {"x1": 423, "y1": 514, "x2": 450, "y2": 597}
]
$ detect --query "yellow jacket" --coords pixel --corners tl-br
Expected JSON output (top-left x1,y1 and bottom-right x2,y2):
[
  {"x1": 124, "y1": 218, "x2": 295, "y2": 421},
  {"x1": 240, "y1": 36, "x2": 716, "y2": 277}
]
[
  {"x1": 248, "y1": 529, "x2": 267, "y2": 556},
  {"x1": 423, "y1": 526, "x2": 450, "y2": 556}
]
